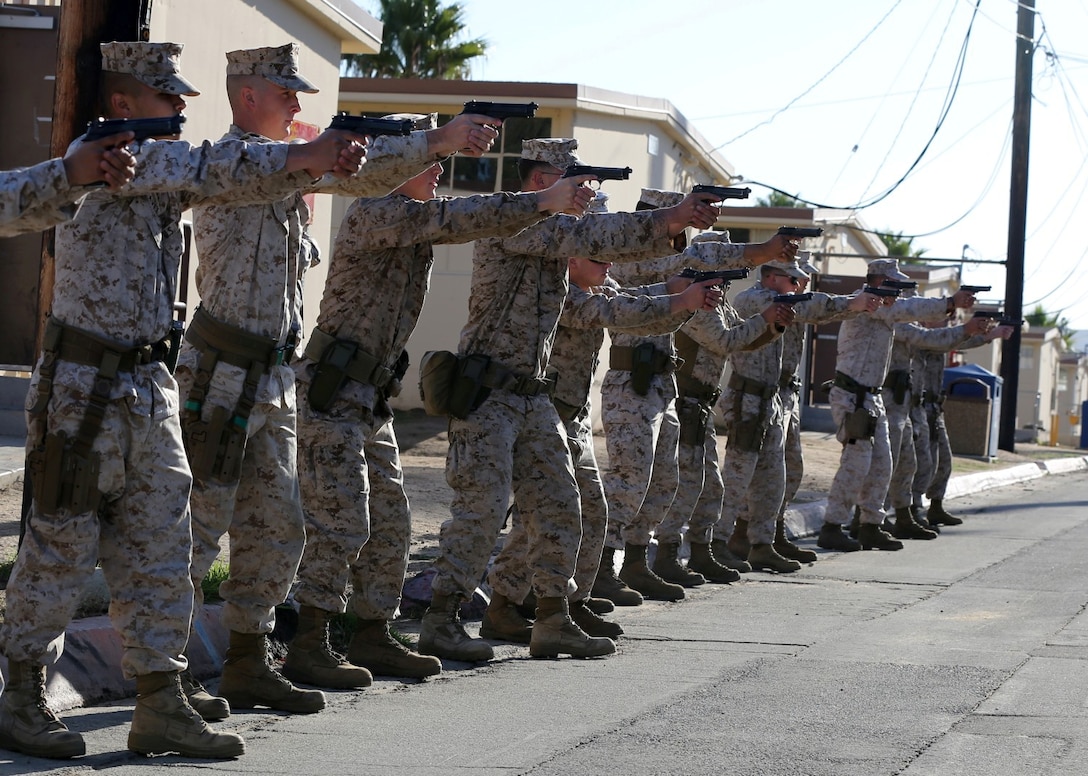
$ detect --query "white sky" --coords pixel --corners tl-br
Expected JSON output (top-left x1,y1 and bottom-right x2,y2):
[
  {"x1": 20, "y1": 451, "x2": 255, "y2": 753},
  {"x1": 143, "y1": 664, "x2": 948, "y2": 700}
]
[{"x1": 357, "y1": 0, "x2": 1088, "y2": 329}]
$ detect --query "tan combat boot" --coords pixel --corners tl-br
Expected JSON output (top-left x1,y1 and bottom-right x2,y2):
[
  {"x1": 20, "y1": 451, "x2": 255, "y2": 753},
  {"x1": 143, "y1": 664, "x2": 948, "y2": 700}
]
[
  {"x1": 0, "y1": 660, "x2": 85, "y2": 759},
  {"x1": 179, "y1": 667, "x2": 230, "y2": 721},
  {"x1": 282, "y1": 605, "x2": 372, "y2": 690},
  {"x1": 773, "y1": 519, "x2": 818, "y2": 564},
  {"x1": 591, "y1": 546, "x2": 644, "y2": 606},
  {"x1": 817, "y1": 522, "x2": 861, "y2": 552},
  {"x1": 687, "y1": 541, "x2": 741, "y2": 583},
  {"x1": 725, "y1": 518, "x2": 751, "y2": 559},
  {"x1": 858, "y1": 523, "x2": 905, "y2": 551},
  {"x1": 891, "y1": 506, "x2": 938, "y2": 540},
  {"x1": 529, "y1": 597, "x2": 616, "y2": 659},
  {"x1": 569, "y1": 598, "x2": 623, "y2": 638},
  {"x1": 418, "y1": 592, "x2": 494, "y2": 662},
  {"x1": 710, "y1": 538, "x2": 753, "y2": 573},
  {"x1": 479, "y1": 592, "x2": 533, "y2": 644},
  {"x1": 128, "y1": 672, "x2": 245, "y2": 759},
  {"x1": 927, "y1": 498, "x2": 963, "y2": 526},
  {"x1": 219, "y1": 631, "x2": 326, "y2": 713},
  {"x1": 347, "y1": 619, "x2": 442, "y2": 679},
  {"x1": 651, "y1": 541, "x2": 706, "y2": 588},
  {"x1": 618, "y1": 543, "x2": 685, "y2": 602},
  {"x1": 748, "y1": 543, "x2": 803, "y2": 573}
]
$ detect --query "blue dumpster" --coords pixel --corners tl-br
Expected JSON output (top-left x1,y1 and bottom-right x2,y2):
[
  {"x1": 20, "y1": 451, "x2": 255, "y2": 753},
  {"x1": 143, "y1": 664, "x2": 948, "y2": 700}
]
[{"x1": 942, "y1": 363, "x2": 1003, "y2": 459}]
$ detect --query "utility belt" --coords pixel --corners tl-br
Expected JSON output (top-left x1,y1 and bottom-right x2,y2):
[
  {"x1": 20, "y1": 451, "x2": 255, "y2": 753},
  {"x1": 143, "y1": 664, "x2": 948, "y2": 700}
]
[
  {"x1": 26, "y1": 317, "x2": 179, "y2": 516},
  {"x1": 882, "y1": 368, "x2": 912, "y2": 406},
  {"x1": 726, "y1": 372, "x2": 774, "y2": 453},
  {"x1": 674, "y1": 375, "x2": 719, "y2": 447},
  {"x1": 418, "y1": 350, "x2": 555, "y2": 420},
  {"x1": 833, "y1": 371, "x2": 878, "y2": 443},
  {"x1": 181, "y1": 306, "x2": 298, "y2": 486},
  {"x1": 610, "y1": 343, "x2": 679, "y2": 397},
  {"x1": 303, "y1": 327, "x2": 408, "y2": 412},
  {"x1": 675, "y1": 373, "x2": 721, "y2": 406}
]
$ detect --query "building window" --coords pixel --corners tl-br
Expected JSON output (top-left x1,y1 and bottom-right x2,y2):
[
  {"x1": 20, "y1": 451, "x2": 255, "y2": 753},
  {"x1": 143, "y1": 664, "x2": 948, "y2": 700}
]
[
  {"x1": 435, "y1": 115, "x2": 553, "y2": 194},
  {"x1": 1020, "y1": 346, "x2": 1035, "y2": 370}
]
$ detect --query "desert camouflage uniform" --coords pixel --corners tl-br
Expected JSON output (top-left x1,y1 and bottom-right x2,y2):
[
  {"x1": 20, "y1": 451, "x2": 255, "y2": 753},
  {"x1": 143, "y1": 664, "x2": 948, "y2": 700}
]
[
  {"x1": 489, "y1": 278, "x2": 690, "y2": 603},
  {"x1": 777, "y1": 321, "x2": 808, "y2": 521},
  {"x1": 431, "y1": 211, "x2": 676, "y2": 601},
  {"x1": 884, "y1": 323, "x2": 972, "y2": 509},
  {"x1": 911, "y1": 333, "x2": 986, "y2": 504},
  {"x1": 0, "y1": 159, "x2": 82, "y2": 237},
  {"x1": 721, "y1": 286, "x2": 851, "y2": 544},
  {"x1": 824, "y1": 296, "x2": 949, "y2": 528},
  {"x1": 656, "y1": 300, "x2": 772, "y2": 545},
  {"x1": 177, "y1": 126, "x2": 435, "y2": 635},
  {"x1": 1, "y1": 136, "x2": 299, "y2": 678},
  {"x1": 602, "y1": 240, "x2": 750, "y2": 548},
  {"x1": 292, "y1": 190, "x2": 546, "y2": 620}
]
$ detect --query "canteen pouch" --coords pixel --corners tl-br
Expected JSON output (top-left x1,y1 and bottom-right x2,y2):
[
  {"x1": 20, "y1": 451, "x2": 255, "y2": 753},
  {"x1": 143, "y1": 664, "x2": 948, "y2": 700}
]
[
  {"x1": 419, "y1": 350, "x2": 459, "y2": 416},
  {"x1": 448, "y1": 353, "x2": 491, "y2": 420}
]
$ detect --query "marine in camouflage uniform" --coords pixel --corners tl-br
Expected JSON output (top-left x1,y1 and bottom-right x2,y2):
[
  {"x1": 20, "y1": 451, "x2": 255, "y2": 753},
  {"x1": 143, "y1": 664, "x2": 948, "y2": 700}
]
[
  {"x1": 0, "y1": 41, "x2": 335, "y2": 760},
  {"x1": 910, "y1": 320, "x2": 1008, "y2": 526},
  {"x1": 602, "y1": 194, "x2": 799, "y2": 600},
  {"x1": 290, "y1": 119, "x2": 579, "y2": 680},
  {"x1": 720, "y1": 261, "x2": 868, "y2": 572},
  {"x1": 420, "y1": 139, "x2": 716, "y2": 662},
  {"x1": 656, "y1": 277, "x2": 778, "y2": 584},
  {"x1": 818, "y1": 259, "x2": 973, "y2": 553},
  {"x1": 488, "y1": 206, "x2": 716, "y2": 639},
  {"x1": 176, "y1": 47, "x2": 488, "y2": 705},
  {"x1": 883, "y1": 318, "x2": 987, "y2": 539}
]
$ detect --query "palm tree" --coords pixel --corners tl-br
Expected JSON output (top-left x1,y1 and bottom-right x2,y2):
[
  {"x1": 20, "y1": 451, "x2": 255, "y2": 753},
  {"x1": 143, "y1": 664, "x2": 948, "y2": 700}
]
[
  {"x1": 342, "y1": 0, "x2": 487, "y2": 79},
  {"x1": 1025, "y1": 304, "x2": 1075, "y2": 349},
  {"x1": 879, "y1": 231, "x2": 926, "y2": 264},
  {"x1": 756, "y1": 191, "x2": 804, "y2": 208}
]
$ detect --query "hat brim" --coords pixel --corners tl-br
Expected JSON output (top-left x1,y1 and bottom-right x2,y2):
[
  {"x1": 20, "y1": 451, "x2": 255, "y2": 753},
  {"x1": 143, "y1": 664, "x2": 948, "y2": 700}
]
[
  {"x1": 139, "y1": 73, "x2": 201, "y2": 97},
  {"x1": 783, "y1": 267, "x2": 809, "y2": 279},
  {"x1": 799, "y1": 262, "x2": 819, "y2": 274},
  {"x1": 883, "y1": 267, "x2": 910, "y2": 281},
  {"x1": 265, "y1": 74, "x2": 319, "y2": 94}
]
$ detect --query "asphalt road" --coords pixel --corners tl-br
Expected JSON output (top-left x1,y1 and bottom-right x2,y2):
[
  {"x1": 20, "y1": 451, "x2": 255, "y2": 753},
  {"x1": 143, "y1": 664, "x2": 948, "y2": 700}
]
[{"x1": 5, "y1": 470, "x2": 1088, "y2": 775}]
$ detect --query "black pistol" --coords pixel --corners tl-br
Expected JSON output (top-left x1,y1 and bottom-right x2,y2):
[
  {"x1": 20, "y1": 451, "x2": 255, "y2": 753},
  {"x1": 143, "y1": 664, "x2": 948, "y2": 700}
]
[
  {"x1": 563, "y1": 164, "x2": 633, "y2": 185},
  {"x1": 773, "y1": 293, "x2": 814, "y2": 304},
  {"x1": 692, "y1": 184, "x2": 751, "y2": 202},
  {"x1": 85, "y1": 115, "x2": 186, "y2": 143},
  {"x1": 882, "y1": 280, "x2": 917, "y2": 291},
  {"x1": 863, "y1": 285, "x2": 900, "y2": 298},
  {"x1": 461, "y1": 101, "x2": 538, "y2": 123},
  {"x1": 960, "y1": 284, "x2": 992, "y2": 293},
  {"x1": 679, "y1": 267, "x2": 751, "y2": 286},
  {"x1": 777, "y1": 226, "x2": 824, "y2": 239},
  {"x1": 327, "y1": 113, "x2": 414, "y2": 136}
]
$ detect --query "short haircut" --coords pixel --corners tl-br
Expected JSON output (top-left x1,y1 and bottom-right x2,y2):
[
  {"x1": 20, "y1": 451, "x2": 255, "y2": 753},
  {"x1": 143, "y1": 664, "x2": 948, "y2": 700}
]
[
  {"x1": 518, "y1": 158, "x2": 552, "y2": 183},
  {"x1": 98, "y1": 71, "x2": 144, "y2": 118},
  {"x1": 865, "y1": 273, "x2": 881, "y2": 285}
]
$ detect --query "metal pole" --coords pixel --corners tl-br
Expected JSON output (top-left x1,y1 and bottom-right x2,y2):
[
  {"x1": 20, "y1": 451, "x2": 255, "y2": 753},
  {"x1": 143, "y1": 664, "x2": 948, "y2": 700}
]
[{"x1": 998, "y1": 0, "x2": 1036, "y2": 452}]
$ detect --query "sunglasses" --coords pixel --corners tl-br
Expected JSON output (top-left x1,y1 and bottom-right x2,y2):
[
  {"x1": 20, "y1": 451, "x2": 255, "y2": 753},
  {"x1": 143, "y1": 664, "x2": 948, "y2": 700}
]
[{"x1": 772, "y1": 272, "x2": 800, "y2": 286}]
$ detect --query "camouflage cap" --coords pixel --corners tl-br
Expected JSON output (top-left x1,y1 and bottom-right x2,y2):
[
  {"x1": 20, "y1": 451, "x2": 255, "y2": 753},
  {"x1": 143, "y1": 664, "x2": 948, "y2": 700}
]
[
  {"x1": 100, "y1": 41, "x2": 200, "y2": 96},
  {"x1": 766, "y1": 258, "x2": 810, "y2": 280},
  {"x1": 797, "y1": 250, "x2": 819, "y2": 275},
  {"x1": 690, "y1": 229, "x2": 728, "y2": 244},
  {"x1": 867, "y1": 257, "x2": 910, "y2": 281},
  {"x1": 383, "y1": 112, "x2": 438, "y2": 131},
  {"x1": 225, "y1": 43, "x2": 318, "y2": 93},
  {"x1": 586, "y1": 191, "x2": 610, "y2": 214},
  {"x1": 637, "y1": 187, "x2": 684, "y2": 210},
  {"x1": 521, "y1": 138, "x2": 582, "y2": 170}
]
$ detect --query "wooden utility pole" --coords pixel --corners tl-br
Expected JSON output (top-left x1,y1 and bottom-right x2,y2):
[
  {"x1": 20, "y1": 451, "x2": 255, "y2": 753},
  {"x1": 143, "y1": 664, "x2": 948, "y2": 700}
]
[{"x1": 998, "y1": 0, "x2": 1036, "y2": 452}]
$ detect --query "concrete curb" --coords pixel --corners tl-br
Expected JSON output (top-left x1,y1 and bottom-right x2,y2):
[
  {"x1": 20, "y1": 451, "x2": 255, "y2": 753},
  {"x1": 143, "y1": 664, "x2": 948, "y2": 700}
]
[
  {"x1": 8, "y1": 454, "x2": 1088, "y2": 713},
  {"x1": 783, "y1": 455, "x2": 1088, "y2": 540}
]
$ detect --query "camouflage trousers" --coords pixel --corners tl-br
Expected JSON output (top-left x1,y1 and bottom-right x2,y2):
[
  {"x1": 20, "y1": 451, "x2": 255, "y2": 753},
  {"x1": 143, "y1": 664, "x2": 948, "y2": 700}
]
[
  {"x1": 491, "y1": 410, "x2": 605, "y2": 603},
  {"x1": 656, "y1": 398, "x2": 722, "y2": 545},
  {"x1": 432, "y1": 389, "x2": 581, "y2": 601},
  {"x1": 600, "y1": 374, "x2": 680, "y2": 548},
  {"x1": 293, "y1": 385, "x2": 409, "y2": 621},
  {"x1": 176, "y1": 362, "x2": 305, "y2": 636},
  {"x1": 825, "y1": 385, "x2": 892, "y2": 527},
  {"x1": 914, "y1": 403, "x2": 952, "y2": 501},
  {"x1": 1, "y1": 366, "x2": 193, "y2": 678},
  {"x1": 778, "y1": 387, "x2": 803, "y2": 520},
  {"x1": 885, "y1": 393, "x2": 916, "y2": 510},
  {"x1": 719, "y1": 417, "x2": 786, "y2": 546}
]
